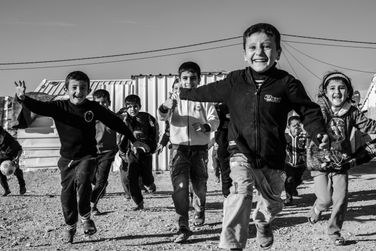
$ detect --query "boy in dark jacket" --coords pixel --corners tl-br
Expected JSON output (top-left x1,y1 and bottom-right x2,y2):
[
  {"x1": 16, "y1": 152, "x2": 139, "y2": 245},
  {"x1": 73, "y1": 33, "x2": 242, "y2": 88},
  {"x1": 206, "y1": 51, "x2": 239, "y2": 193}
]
[
  {"x1": 179, "y1": 23, "x2": 328, "y2": 250},
  {"x1": 0, "y1": 126, "x2": 26, "y2": 196},
  {"x1": 118, "y1": 94, "x2": 158, "y2": 211},
  {"x1": 14, "y1": 72, "x2": 147, "y2": 244}
]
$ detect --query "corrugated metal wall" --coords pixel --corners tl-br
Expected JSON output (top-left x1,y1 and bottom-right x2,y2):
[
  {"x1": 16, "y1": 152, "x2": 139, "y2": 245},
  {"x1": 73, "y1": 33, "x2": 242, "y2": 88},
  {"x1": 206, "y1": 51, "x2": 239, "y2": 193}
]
[{"x1": 8, "y1": 73, "x2": 226, "y2": 171}]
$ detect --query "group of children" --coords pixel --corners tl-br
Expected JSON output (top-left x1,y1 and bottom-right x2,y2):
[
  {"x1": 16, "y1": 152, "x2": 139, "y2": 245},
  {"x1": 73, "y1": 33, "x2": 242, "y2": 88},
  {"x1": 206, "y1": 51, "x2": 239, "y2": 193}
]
[{"x1": 2, "y1": 22, "x2": 375, "y2": 251}]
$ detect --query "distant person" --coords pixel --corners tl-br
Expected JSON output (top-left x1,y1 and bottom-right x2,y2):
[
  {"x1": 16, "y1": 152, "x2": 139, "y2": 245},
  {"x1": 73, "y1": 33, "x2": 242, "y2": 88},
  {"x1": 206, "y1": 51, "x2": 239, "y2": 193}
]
[
  {"x1": 284, "y1": 115, "x2": 308, "y2": 205},
  {"x1": 307, "y1": 71, "x2": 376, "y2": 246},
  {"x1": 179, "y1": 23, "x2": 328, "y2": 250},
  {"x1": 158, "y1": 61, "x2": 219, "y2": 243},
  {"x1": 14, "y1": 72, "x2": 147, "y2": 244},
  {"x1": 90, "y1": 89, "x2": 118, "y2": 215},
  {"x1": 118, "y1": 94, "x2": 158, "y2": 211},
  {"x1": 0, "y1": 126, "x2": 26, "y2": 196}
]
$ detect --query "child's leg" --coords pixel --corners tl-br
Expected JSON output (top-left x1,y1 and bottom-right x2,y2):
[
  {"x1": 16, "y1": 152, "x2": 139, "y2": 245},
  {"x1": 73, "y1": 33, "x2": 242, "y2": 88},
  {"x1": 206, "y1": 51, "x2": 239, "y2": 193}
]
[
  {"x1": 328, "y1": 173, "x2": 348, "y2": 239},
  {"x1": 251, "y1": 167, "x2": 285, "y2": 224},
  {"x1": 58, "y1": 157, "x2": 79, "y2": 226},
  {"x1": 190, "y1": 149, "x2": 209, "y2": 225},
  {"x1": 219, "y1": 153, "x2": 254, "y2": 250},
  {"x1": 0, "y1": 171, "x2": 10, "y2": 195},
  {"x1": 127, "y1": 152, "x2": 143, "y2": 207},
  {"x1": 169, "y1": 148, "x2": 190, "y2": 230},
  {"x1": 14, "y1": 165, "x2": 26, "y2": 193},
  {"x1": 140, "y1": 154, "x2": 155, "y2": 190},
  {"x1": 312, "y1": 173, "x2": 332, "y2": 213},
  {"x1": 75, "y1": 157, "x2": 97, "y2": 221},
  {"x1": 119, "y1": 162, "x2": 131, "y2": 199},
  {"x1": 284, "y1": 163, "x2": 295, "y2": 202},
  {"x1": 91, "y1": 151, "x2": 115, "y2": 208}
]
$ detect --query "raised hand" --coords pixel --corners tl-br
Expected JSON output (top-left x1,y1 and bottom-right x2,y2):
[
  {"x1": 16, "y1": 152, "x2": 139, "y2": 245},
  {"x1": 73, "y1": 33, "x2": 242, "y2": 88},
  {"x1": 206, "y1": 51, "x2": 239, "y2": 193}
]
[
  {"x1": 317, "y1": 133, "x2": 329, "y2": 150},
  {"x1": 14, "y1": 80, "x2": 26, "y2": 100}
]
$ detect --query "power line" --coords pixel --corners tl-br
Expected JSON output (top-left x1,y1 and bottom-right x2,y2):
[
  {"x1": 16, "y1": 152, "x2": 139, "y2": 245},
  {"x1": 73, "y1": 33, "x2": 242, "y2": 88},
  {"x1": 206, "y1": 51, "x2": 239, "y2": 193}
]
[
  {"x1": 284, "y1": 40, "x2": 376, "y2": 50},
  {"x1": 1, "y1": 32, "x2": 376, "y2": 66},
  {"x1": 0, "y1": 43, "x2": 241, "y2": 71},
  {"x1": 282, "y1": 44, "x2": 321, "y2": 80},
  {"x1": 284, "y1": 42, "x2": 376, "y2": 74}
]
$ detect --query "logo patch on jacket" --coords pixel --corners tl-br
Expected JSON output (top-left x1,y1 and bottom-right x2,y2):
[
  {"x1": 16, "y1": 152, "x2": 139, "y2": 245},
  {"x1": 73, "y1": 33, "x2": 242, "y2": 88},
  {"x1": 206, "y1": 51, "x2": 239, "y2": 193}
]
[
  {"x1": 84, "y1": 111, "x2": 94, "y2": 122},
  {"x1": 264, "y1": 94, "x2": 281, "y2": 103}
]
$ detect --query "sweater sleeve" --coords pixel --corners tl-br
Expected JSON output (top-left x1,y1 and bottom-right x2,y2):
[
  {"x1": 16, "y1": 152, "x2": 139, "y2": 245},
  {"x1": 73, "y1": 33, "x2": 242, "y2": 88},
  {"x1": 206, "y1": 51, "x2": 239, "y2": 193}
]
[
  {"x1": 353, "y1": 108, "x2": 376, "y2": 134},
  {"x1": 17, "y1": 95, "x2": 59, "y2": 117},
  {"x1": 180, "y1": 75, "x2": 232, "y2": 103},
  {"x1": 95, "y1": 105, "x2": 136, "y2": 143},
  {"x1": 285, "y1": 78, "x2": 326, "y2": 143}
]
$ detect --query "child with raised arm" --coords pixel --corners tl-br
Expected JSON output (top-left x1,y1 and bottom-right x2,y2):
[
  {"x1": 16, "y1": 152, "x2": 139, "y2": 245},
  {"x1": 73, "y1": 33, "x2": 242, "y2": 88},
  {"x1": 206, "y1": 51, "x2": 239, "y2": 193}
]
[
  {"x1": 307, "y1": 71, "x2": 376, "y2": 246},
  {"x1": 158, "y1": 61, "x2": 219, "y2": 243},
  {"x1": 0, "y1": 126, "x2": 26, "y2": 196},
  {"x1": 90, "y1": 89, "x2": 118, "y2": 215},
  {"x1": 179, "y1": 23, "x2": 328, "y2": 250},
  {"x1": 14, "y1": 71, "x2": 147, "y2": 244}
]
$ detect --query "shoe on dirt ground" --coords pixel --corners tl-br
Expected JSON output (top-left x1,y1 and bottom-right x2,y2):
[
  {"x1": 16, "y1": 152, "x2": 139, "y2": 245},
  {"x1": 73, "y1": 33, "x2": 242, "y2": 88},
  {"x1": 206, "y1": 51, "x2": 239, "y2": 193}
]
[
  {"x1": 193, "y1": 211, "x2": 205, "y2": 226},
  {"x1": 255, "y1": 223, "x2": 273, "y2": 250},
  {"x1": 308, "y1": 206, "x2": 321, "y2": 224},
  {"x1": 19, "y1": 186, "x2": 26, "y2": 195},
  {"x1": 83, "y1": 219, "x2": 97, "y2": 236},
  {"x1": 145, "y1": 183, "x2": 156, "y2": 193},
  {"x1": 91, "y1": 206, "x2": 101, "y2": 216},
  {"x1": 2, "y1": 189, "x2": 11, "y2": 196},
  {"x1": 132, "y1": 202, "x2": 144, "y2": 211},
  {"x1": 63, "y1": 228, "x2": 76, "y2": 244},
  {"x1": 174, "y1": 227, "x2": 192, "y2": 243}
]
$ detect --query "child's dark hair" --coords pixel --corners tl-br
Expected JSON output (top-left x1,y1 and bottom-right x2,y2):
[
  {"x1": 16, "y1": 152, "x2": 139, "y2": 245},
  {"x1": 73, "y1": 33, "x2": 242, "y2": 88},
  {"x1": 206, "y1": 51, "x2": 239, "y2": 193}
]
[
  {"x1": 243, "y1": 23, "x2": 281, "y2": 51},
  {"x1": 65, "y1": 71, "x2": 90, "y2": 89},
  {"x1": 288, "y1": 115, "x2": 301, "y2": 125},
  {"x1": 124, "y1": 94, "x2": 141, "y2": 106},
  {"x1": 318, "y1": 71, "x2": 354, "y2": 101},
  {"x1": 93, "y1": 89, "x2": 111, "y2": 102},
  {"x1": 178, "y1": 61, "x2": 201, "y2": 78}
]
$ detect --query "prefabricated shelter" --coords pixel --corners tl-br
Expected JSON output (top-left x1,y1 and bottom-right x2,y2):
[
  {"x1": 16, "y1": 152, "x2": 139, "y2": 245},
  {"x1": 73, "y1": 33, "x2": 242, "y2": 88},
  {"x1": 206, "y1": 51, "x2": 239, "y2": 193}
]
[{"x1": 5, "y1": 73, "x2": 226, "y2": 171}]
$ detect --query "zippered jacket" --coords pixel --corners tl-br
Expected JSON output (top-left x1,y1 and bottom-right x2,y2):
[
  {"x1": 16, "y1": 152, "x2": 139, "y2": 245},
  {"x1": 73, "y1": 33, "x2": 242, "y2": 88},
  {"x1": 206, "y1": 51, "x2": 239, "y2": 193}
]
[
  {"x1": 158, "y1": 99, "x2": 219, "y2": 146},
  {"x1": 180, "y1": 67, "x2": 326, "y2": 170}
]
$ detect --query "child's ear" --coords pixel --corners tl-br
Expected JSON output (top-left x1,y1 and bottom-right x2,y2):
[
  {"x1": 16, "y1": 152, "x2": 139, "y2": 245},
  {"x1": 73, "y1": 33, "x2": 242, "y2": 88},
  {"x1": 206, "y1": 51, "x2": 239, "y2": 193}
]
[{"x1": 276, "y1": 48, "x2": 282, "y2": 60}]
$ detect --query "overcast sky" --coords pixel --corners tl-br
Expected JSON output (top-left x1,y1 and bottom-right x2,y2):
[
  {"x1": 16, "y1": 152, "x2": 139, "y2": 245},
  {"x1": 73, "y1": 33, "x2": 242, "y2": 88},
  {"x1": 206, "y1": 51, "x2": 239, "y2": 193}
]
[{"x1": 1, "y1": 0, "x2": 376, "y2": 100}]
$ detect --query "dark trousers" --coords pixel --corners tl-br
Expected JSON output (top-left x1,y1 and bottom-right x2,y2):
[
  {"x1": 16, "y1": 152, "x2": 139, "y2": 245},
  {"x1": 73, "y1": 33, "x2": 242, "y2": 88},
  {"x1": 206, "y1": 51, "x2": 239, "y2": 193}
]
[
  {"x1": 284, "y1": 163, "x2": 306, "y2": 199},
  {"x1": 90, "y1": 150, "x2": 116, "y2": 207},
  {"x1": 0, "y1": 163, "x2": 25, "y2": 192},
  {"x1": 120, "y1": 150, "x2": 153, "y2": 205},
  {"x1": 169, "y1": 145, "x2": 208, "y2": 229},
  {"x1": 217, "y1": 145, "x2": 231, "y2": 197},
  {"x1": 58, "y1": 156, "x2": 96, "y2": 226}
]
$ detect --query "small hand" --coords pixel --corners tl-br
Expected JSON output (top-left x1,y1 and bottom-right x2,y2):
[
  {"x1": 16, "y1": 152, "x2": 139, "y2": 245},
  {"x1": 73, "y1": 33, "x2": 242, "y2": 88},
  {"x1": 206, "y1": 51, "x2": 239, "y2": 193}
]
[
  {"x1": 14, "y1": 80, "x2": 26, "y2": 100},
  {"x1": 317, "y1": 133, "x2": 329, "y2": 149},
  {"x1": 162, "y1": 98, "x2": 177, "y2": 110},
  {"x1": 192, "y1": 122, "x2": 206, "y2": 132}
]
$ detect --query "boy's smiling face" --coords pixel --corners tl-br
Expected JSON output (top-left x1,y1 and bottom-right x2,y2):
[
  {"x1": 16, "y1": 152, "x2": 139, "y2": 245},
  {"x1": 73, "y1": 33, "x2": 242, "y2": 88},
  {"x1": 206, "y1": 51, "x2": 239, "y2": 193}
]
[
  {"x1": 179, "y1": 71, "x2": 199, "y2": 89},
  {"x1": 325, "y1": 79, "x2": 349, "y2": 108},
  {"x1": 244, "y1": 32, "x2": 281, "y2": 73},
  {"x1": 126, "y1": 102, "x2": 140, "y2": 117},
  {"x1": 66, "y1": 79, "x2": 90, "y2": 105}
]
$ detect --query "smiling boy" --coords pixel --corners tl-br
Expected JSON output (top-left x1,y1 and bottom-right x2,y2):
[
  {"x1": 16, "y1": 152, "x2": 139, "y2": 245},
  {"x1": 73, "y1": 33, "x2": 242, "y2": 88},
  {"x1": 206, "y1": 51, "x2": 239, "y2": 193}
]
[
  {"x1": 179, "y1": 23, "x2": 328, "y2": 250},
  {"x1": 14, "y1": 71, "x2": 147, "y2": 244}
]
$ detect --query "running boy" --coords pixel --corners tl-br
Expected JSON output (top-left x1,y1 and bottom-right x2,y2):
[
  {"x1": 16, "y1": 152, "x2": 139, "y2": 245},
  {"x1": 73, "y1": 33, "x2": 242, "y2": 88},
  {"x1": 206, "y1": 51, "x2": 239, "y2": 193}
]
[
  {"x1": 308, "y1": 71, "x2": 376, "y2": 246},
  {"x1": 90, "y1": 89, "x2": 118, "y2": 215},
  {"x1": 0, "y1": 126, "x2": 26, "y2": 196},
  {"x1": 179, "y1": 23, "x2": 328, "y2": 250},
  {"x1": 118, "y1": 94, "x2": 158, "y2": 210},
  {"x1": 158, "y1": 61, "x2": 219, "y2": 243},
  {"x1": 14, "y1": 71, "x2": 147, "y2": 244}
]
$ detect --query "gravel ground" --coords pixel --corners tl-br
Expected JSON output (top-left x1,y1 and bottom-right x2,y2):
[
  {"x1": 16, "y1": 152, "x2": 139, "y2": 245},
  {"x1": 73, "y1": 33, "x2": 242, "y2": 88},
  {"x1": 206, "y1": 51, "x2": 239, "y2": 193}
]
[{"x1": 0, "y1": 162, "x2": 375, "y2": 251}]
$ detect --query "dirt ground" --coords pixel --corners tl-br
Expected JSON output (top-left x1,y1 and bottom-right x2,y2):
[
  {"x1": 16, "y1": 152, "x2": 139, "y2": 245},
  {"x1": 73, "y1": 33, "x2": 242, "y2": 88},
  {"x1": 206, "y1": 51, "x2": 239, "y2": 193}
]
[{"x1": 0, "y1": 161, "x2": 376, "y2": 251}]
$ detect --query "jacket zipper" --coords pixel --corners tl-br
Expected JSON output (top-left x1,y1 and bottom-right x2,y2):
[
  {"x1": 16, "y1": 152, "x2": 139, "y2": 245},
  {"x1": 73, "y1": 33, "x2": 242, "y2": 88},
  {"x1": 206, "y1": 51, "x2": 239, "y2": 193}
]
[{"x1": 255, "y1": 84, "x2": 261, "y2": 168}]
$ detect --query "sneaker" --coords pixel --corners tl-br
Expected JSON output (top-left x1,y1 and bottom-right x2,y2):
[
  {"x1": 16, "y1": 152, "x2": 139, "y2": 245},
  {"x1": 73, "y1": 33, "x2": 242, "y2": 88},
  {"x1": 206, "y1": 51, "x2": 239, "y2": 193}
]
[
  {"x1": 132, "y1": 202, "x2": 144, "y2": 211},
  {"x1": 255, "y1": 223, "x2": 273, "y2": 250},
  {"x1": 193, "y1": 211, "x2": 205, "y2": 226},
  {"x1": 333, "y1": 236, "x2": 346, "y2": 246},
  {"x1": 145, "y1": 183, "x2": 156, "y2": 193},
  {"x1": 19, "y1": 186, "x2": 26, "y2": 195},
  {"x1": 83, "y1": 219, "x2": 97, "y2": 236},
  {"x1": 283, "y1": 197, "x2": 293, "y2": 206},
  {"x1": 174, "y1": 227, "x2": 192, "y2": 243},
  {"x1": 91, "y1": 207, "x2": 101, "y2": 216},
  {"x1": 308, "y1": 207, "x2": 321, "y2": 224},
  {"x1": 2, "y1": 189, "x2": 11, "y2": 197},
  {"x1": 63, "y1": 228, "x2": 76, "y2": 244}
]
